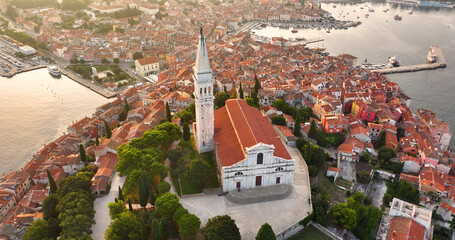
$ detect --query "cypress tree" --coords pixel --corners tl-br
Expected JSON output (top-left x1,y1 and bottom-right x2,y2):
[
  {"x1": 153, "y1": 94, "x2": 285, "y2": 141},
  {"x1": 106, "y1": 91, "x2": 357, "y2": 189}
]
[
  {"x1": 46, "y1": 169, "x2": 58, "y2": 194},
  {"x1": 223, "y1": 85, "x2": 227, "y2": 92},
  {"x1": 293, "y1": 112, "x2": 302, "y2": 137},
  {"x1": 128, "y1": 199, "x2": 133, "y2": 211},
  {"x1": 118, "y1": 186, "x2": 124, "y2": 201},
  {"x1": 95, "y1": 136, "x2": 99, "y2": 146},
  {"x1": 79, "y1": 144, "x2": 87, "y2": 164},
  {"x1": 377, "y1": 131, "x2": 386, "y2": 148},
  {"x1": 150, "y1": 218, "x2": 163, "y2": 240},
  {"x1": 139, "y1": 172, "x2": 149, "y2": 209},
  {"x1": 256, "y1": 223, "x2": 276, "y2": 240},
  {"x1": 239, "y1": 82, "x2": 244, "y2": 99},
  {"x1": 308, "y1": 120, "x2": 317, "y2": 139},
  {"x1": 150, "y1": 187, "x2": 156, "y2": 206},
  {"x1": 104, "y1": 120, "x2": 112, "y2": 139},
  {"x1": 182, "y1": 123, "x2": 190, "y2": 141},
  {"x1": 254, "y1": 72, "x2": 261, "y2": 93},
  {"x1": 166, "y1": 102, "x2": 172, "y2": 122},
  {"x1": 140, "y1": 217, "x2": 148, "y2": 240}
]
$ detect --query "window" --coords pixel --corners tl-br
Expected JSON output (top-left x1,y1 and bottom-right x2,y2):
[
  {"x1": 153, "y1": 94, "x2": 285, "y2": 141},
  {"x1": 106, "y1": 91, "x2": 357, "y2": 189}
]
[
  {"x1": 257, "y1": 153, "x2": 263, "y2": 164},
  {"x1": 276, "y1": 177, "x2": 281, "y2": 184},
  {"x1": 204, "y1": 87, "x2": 207, "y2": 94},
  {"x1": 200, "y1": 88, "x2": 202, "y2": 95},
  {"x1": 234, "y1": 172, "x2": 243, "y2": 176},
  {"x1": 275, "y1": 167, "x2": 284, "y2": 171}
]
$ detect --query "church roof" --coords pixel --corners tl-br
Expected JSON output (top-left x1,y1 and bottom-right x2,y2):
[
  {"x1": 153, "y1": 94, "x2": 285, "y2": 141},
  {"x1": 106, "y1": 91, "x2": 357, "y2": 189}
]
[
  {"x1": 194, "y1": 35, "x2": 212, "y2": 74},
  {"x1": 214, "y1": 99, "x2": 292, "y2": 167}
]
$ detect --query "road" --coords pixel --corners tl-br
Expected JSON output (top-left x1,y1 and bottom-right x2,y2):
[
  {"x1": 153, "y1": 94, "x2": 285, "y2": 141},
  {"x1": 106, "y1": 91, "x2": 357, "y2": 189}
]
[{"x1": 91, "y1": 172, "x2": 125, "y2": 240}]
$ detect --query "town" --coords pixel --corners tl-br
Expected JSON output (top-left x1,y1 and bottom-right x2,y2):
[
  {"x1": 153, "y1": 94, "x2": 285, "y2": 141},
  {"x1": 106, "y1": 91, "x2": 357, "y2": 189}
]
[{"x1": 0, "y1": 0, "x2": 453, "y2": 240}]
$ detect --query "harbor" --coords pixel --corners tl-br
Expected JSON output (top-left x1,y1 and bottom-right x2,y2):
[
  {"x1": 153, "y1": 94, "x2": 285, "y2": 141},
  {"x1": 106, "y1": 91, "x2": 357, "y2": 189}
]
[{"x1": 372, "y1": 45, "x2": 447, "y2": 74}]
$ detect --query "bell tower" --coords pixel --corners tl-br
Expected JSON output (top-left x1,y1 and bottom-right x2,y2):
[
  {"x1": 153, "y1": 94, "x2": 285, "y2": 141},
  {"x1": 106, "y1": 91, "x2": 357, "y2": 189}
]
[{"x1": 193, "y1": 25, "x2": 214, "y2": 153}]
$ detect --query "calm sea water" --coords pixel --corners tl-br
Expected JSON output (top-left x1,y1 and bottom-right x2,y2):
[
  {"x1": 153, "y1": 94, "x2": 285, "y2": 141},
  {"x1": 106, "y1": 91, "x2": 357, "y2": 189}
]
[
  {"x1": 0, "y1": 68, "x2": 108, "y2": 176},
  {"x1": 255, "y1": 2, "x2": 455, "y2": 148}
]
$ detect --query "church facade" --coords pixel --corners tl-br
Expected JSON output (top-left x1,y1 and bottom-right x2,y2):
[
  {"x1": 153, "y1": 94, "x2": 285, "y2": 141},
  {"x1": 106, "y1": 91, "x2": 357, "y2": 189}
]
[{"x1": 193, "y1": 28, "x2": 295, "y2": 193}]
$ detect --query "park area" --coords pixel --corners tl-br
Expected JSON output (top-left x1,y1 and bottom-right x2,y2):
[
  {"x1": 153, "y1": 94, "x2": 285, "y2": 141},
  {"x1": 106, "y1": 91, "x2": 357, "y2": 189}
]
[
  {"x1": 67, "y1": 64, "x2": 132, "y2": 85},
  {"x1": 288, "y1": 225, "x2": 332, "y2": 240}
]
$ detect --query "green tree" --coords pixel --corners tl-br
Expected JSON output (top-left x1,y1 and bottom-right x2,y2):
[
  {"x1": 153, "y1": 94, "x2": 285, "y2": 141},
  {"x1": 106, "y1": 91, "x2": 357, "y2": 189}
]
[
  {"x1": 79, "y1": 144, "x2": 87, "y2": 164},
  {"x1": 251, "y1": 90, "x2": 259, "y2": 107},
  {"x1": 357, "y1": 171, "x2": 371, "y2": 184},
  {"x1": 95, "y1": 136, "x2": 99, "y2": 146},
  {"x1": 255, "y1": 222, "x2": 276, "y2": 240},
  {"x1": 254, "y1": 73, "x2": 261, "y2": 93},
  {"x1": 118, "y1": 186, "x2": 124, "y2": 201},
  {"x1": 186, "y1": 158, "x2": 211, "y2": 188},
  {"x1": 113, "y1": 58, "x2": 120, "y2": 64},
  {"x1": 128, "y1": 199, "x2": 133, "y2": 211},
  {"x1": 377, "y1": 131, "x2": 386, "y2": 148},
  {"x1": 173, "y1": 206, "x2": 189, "y2": 222},
  {"x1": 182, "y1": 123, "x2": 190, "y2": 141},
  {"x1": 331, "y1": 203, "x2": 357, "y2": 230},
  {"x1": 150, "y1": 218, "x2": 163, "y2": 240},
  {"x1": 312, "y1": 191, "x2": 330, "y2": 225},
  {"x1": 57, "y1": 173, "x2": 92, "y2": 198},
  {"x1": 133, "y1": 52, "x2": 143, "y2": 60},
  {"x1": 177, "y1": 213, "x2": 201, "y2": 239},
  {"x1": 238, "y1": 82, "x2": 244, "y2": 99},
  {"x1": 308, "y1": 120, "x2": 318, "y2": 139},
  {"x1": 101, "y1": 58, "x2": 110, "y2": 65},
  {"x1": 23, "y1": 219, "x2": 54, "y2": 240},
  {"x1": 105, "y1": 211, "x2": 140, "y2": 240},
  {"x1": 105, "y1": 120, "x2": 112, "y2": 138},
  {"x1": 140, "y1": 217, "x2": 147, "y2": 240},
  {"x1": 47, "y1": 169, "x2": 58, "y2": 194},
  {"x1": 42, "y1": 194, "x2": 59, "y2": 220},
  {"x1": 139, "y1": 171, "x2": 151, "y2": 209},
  {"x1": 155, "y1": 122, "x2": 182, "y2": 144},
  {"x1": 149, "y1": 186, "x2": 156, "y2": 205},
  {"x1": 353, "y1": 206, "x2": 383, "y2": 240},
  {"x1": 214, "y1": 91, "x2": 230, "y2": 108},
  {"x1": 155, "y1": 193, "x2": 181, "y2": 218},
  {"x1": 157, "y1": 181, "x2": 171, "y2": 194},
  {"x1": 203, "y1": 215, "x2": 240, "y2": 240},
  {"x1": 293, "y1": 112, "x2": 302, "y2": 137},
  {"x1": 166, "y1": 102, "x2": 172, "y2": 122},
  {"x1": 108, "y1": 200, "x2": 126, "y2": 220},
  {"x1": 168, "y1": 149, "x2": 183, "y2": 167},
  {"x1": 271, "y1": 115, "x2": 286, "y2": 126}
]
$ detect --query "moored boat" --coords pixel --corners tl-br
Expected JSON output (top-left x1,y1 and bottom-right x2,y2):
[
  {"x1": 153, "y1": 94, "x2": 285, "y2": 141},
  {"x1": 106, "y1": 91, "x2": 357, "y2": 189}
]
[{"x1": 48, "y1": 66, "x2": 61, "y2": 78}]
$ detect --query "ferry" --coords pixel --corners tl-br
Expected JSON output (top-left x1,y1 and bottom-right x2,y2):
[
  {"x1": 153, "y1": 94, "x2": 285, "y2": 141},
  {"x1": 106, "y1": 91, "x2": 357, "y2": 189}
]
[
  {"x1": 394, "y1": 15, "x2": 402, "y2": 20},
  {"x1": 427, "y1": 48, "x2": 437, "y2": 63},
  {"x1": 387, "y1": 56, "x2": 400, "y2": 68},
  {"x1": 48, "y1": 66, "x2": 61, "y2": 78}
]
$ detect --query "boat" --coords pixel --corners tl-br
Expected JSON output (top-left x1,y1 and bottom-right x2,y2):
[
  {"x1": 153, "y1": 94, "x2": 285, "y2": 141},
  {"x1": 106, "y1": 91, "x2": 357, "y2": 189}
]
[
  {"x1": 291, "y1": 29, "x2": 298, "y2": 33},
  {"x1": 365, "y1": 14, "x2": 369, "y2": 18},
  {"x1": 369, "y1": 8, "x2": 375, "y2": 12},
  {"x1": 387, "y1": 56, "x2": 400, "y2": 68},
  {"x1": 394, "y1": 15, "x2": 402, "y2": 20},
  {"x1": 383, "y1": 8, "x2": 389, "y2": 12},
  {"x1": 406, "y1": 8, "x2": 413, "y2": 14},
  {"x1": 48, "y1": 66, "x2": 61, "y2": 78},
  {"x1": 333, "y1": 5, "x2": 337, "y2": 8},
  {"x1": 427, "y1": 48, "x2": 437, "y2": 63},
  {"x1": 326, "y1": 29, "x2": 331, "y2": 33}
]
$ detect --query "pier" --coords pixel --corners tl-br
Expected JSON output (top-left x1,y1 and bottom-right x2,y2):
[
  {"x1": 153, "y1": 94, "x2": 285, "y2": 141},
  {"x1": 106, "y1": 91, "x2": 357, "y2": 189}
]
[
  {"x1": 59, "y1": 67, "x2": 118, "y2": 99},
  {"x1": 372, "y1": 46, "x2": 447, "y2": 74},
  {"x1": 291, "y1": 38, "x2": 324, "y2": 46}
]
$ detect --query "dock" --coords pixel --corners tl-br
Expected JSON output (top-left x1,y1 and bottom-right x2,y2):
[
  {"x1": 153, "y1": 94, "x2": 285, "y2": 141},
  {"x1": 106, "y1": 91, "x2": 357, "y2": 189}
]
[
  {"x1": 291, "y1": 38, "x2": 324, "y2": 46},
  {"x1": 0, "y1": 65, "x2": 47, "y2": 78},
  {"x1": 372, "y1": 46, "x2": 447, "y2": 74}
]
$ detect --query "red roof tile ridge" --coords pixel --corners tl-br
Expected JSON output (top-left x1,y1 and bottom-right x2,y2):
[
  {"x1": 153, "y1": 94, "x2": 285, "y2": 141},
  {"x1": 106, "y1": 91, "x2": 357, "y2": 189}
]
[{"x1": 225, "y1": 100, "x2": 247, "y2": 157}]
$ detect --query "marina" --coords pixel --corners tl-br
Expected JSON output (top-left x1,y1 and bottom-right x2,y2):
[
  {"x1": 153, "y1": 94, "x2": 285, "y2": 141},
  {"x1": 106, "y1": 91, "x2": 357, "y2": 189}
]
[{"x1": 372, "y1": 45, "x2": 446, "y2": 74}]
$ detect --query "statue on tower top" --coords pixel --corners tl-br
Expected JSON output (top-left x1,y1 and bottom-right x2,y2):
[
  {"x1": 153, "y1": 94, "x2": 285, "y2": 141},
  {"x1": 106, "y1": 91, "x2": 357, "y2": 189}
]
[{"x1": 200, "y1": 24, "x2": 203, "y2": 37}]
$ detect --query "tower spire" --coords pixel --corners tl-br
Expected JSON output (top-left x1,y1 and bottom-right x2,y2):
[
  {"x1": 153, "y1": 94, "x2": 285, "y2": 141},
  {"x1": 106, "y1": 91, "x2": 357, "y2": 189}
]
[{"x1": 194, "y1": 24, "x2": 211, "y2": 74}]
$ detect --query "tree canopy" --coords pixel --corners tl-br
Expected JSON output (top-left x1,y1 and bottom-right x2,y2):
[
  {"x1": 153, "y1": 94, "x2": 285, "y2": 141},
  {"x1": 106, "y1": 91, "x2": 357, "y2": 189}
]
[
  {"x1": 331, "y1": 203, "x2": 357, "y2": 230},
  {"x1": 105, "y1": 211, "x2": 140, "y2": 240},
  {"x1": 203, "y1": 215, "x2": 241, "y2": 240},
  {"x1": 177, "y1": 213, "x2": 201, "y2": 239},
  {"x1": 256, "y1": 222, "x2": 276, "y2": 240},
  {"x1": 186, "y1": 158, "x2": 211, "y2": 188},
  {"x1": 155, "y1": 193, "x2": 181, "y2": 218}
]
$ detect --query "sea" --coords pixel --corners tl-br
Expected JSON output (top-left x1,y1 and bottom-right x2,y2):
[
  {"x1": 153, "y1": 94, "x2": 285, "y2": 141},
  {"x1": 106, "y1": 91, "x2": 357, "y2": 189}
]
[
  {"x1": 254, "y1": 1, "x2": 455, "y2": 149},
  {"x1": 0, "y1": 68, "x2": 108, "y2": 176}
]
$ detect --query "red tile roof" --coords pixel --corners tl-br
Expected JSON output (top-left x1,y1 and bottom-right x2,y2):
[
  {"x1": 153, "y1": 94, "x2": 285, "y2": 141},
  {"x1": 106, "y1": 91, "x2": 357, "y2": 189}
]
[
  {"x1": 214, "y1": 99, "x2": 291, "y2": 167},
  {"x1": 387, "y1": 217, "x2": 425, "y2": 240}
]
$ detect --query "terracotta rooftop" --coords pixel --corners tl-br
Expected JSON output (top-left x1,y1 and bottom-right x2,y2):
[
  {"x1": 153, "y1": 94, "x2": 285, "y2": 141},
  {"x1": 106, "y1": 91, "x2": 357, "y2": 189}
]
[{"x1": 214, "y1": 99, "x2": 291, "y2": 167}]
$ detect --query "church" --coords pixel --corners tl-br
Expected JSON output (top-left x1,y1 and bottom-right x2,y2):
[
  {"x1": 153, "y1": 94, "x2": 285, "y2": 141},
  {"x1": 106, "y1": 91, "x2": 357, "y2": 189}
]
[{"x1": 193, "y1": 27, "x2": 295, "y2": 193}]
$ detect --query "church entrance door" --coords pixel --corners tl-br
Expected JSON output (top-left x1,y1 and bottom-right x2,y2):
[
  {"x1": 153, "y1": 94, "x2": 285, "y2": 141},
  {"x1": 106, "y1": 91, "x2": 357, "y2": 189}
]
[
  {"x1": 236, "y1": 182, "x2": 241, "y2": 189},
  {"x1": 255, "y1": 176, "x2": 262, "y2": 186}
]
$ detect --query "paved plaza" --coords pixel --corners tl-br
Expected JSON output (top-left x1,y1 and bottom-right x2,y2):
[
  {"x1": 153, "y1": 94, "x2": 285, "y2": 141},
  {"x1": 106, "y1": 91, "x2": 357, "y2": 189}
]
[{"x1": 180, "y1": 140, "x2": 312, "y2": 239}]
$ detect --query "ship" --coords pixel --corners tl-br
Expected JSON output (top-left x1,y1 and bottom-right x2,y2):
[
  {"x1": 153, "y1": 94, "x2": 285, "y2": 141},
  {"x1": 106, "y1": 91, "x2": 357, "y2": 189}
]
[
  {"x1": 387, "y1": 56, "x2": 400, "y2": 68},
  {"x1": 48, "y1": 66, "x2": 61, "y2": 78},
  {"x1": 394, "y1": 15, "x2": 402, "y2": 20},
  {"x1": 427, "y1": 48, "x2": 437, "y2": 63}
]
